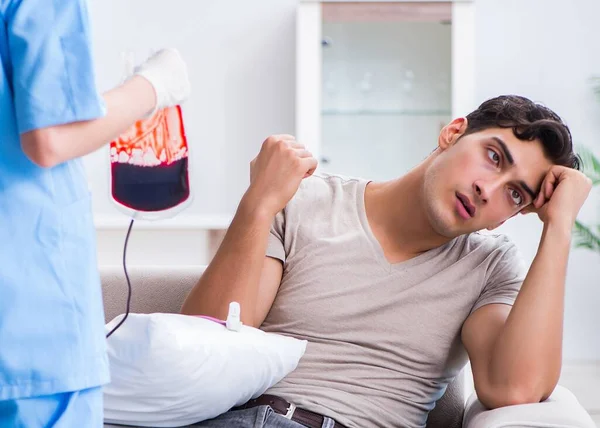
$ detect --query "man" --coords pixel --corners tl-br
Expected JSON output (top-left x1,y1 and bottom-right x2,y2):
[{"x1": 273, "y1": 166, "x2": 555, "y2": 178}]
[
  {"x1": 181, "y1": 95, "x2": 592, "y2": 428},
  {"x1": 0, "y1": 0, "x2": 189, "y2": 425}
]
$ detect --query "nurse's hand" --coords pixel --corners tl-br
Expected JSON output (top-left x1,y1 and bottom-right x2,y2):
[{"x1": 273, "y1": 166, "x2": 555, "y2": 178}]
[
  {"x1": 135, "y1": 48, "x2": 191, "y2": 116},
  {"x1": 245, "y1": 135, "x2": 318, "y2": 218}
]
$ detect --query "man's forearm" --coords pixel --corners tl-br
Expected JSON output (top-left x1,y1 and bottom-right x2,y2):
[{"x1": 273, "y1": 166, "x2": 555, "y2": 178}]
[
  {"x1": 22, "y1": 76, "x2": 156, "y2": 166},
  {"x1": 180, "y1": 192, "x2": 273, "y2": 325},
  {"x1": 488, "y1": 221, "x2": 571, "y2": 400}
]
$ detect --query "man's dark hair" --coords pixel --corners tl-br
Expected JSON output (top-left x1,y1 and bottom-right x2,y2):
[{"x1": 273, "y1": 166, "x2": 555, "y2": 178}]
[{"x1": 464, "y1": 95, "x2": 581, "y2": 171}]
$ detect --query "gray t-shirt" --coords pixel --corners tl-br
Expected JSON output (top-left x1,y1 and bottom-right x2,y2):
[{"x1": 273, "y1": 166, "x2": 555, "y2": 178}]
[{"x1": 261, "y1": 173, "x2": 525, "y2": 428}]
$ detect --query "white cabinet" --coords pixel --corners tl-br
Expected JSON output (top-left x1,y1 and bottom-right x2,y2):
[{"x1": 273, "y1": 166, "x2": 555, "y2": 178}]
[{"x1": 296, "y1": 0, "x2": 476, "y2": 180}]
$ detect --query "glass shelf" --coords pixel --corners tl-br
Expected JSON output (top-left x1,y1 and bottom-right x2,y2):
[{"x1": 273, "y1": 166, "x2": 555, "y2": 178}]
[{"x1": 322, "y1": 109, "x2": 451, "y2": 117}]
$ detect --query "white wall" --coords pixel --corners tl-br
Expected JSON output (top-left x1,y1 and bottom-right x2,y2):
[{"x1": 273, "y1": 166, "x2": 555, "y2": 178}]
[{"x1": 473, "y1": 0, "x2": 600, "y2": 362}]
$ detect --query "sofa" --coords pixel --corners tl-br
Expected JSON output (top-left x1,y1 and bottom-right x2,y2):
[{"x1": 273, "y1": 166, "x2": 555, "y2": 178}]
[{"x1": 101, "y1": 265, "x2": 595, "y2": 428}]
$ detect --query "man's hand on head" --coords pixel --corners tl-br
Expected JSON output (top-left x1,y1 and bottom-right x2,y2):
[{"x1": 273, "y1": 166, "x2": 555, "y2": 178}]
[{"x1": 522, "y1": 165, "x2": 592, "y2": 228}]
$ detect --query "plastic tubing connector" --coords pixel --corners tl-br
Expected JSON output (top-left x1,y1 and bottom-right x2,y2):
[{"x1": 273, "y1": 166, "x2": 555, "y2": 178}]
[{"x1": 226, "y1": 302, "x2": 242, "y2": 332}]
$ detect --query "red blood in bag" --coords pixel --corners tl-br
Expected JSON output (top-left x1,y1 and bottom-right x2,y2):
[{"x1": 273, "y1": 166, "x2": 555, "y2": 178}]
[{"x1": 110, "y1": 106, "x2": 190, "y2": 212}]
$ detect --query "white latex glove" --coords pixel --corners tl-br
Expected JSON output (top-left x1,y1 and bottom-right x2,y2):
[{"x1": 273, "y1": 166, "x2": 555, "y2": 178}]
[{"x1": 134, "y1": 48, "x2": 191, "y2": 116}]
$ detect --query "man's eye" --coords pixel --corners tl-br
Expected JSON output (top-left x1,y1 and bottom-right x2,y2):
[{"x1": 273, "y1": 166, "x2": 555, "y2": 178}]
[
  {"x1": 487, "y1": 149, "x2": 500, "y2": 165},
  {"x1": 510, "y1": 189, "x2": 523, "y2": 206}
]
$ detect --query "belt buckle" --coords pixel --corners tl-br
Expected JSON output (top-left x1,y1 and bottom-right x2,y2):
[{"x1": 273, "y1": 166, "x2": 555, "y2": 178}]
[{"x1": 284, "y1": 402, "x2": 297, "y2": 419}]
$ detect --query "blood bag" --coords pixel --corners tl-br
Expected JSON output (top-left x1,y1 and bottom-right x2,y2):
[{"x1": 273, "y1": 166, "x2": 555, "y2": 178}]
[{"x1": 109, "y1": 105, "x2": 192, "y2": 220}]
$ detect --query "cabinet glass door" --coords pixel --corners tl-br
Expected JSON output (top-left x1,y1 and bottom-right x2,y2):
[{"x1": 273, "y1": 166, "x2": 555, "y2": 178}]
[{"x1": 320, "y1": 2, "x2": 452, "y2": 180}]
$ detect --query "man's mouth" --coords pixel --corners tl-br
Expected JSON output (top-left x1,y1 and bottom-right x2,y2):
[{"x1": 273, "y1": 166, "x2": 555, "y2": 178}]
[{"x1": 456, "y1": 192, "x2": 475, "y2": 219}]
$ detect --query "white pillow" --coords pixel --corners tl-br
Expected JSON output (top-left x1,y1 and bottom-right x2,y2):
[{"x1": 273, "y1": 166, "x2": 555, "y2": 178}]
[{"x1": 103, "y1": 313, "x2": 307, "y2": 427}]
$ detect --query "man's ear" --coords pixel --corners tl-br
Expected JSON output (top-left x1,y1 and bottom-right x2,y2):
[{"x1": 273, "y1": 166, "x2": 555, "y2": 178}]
[{"x1": 439, "y1": 117, "x2": 468, "y2": 151}]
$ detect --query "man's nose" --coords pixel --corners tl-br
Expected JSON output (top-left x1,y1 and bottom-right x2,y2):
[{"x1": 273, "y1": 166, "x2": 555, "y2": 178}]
[{"x1": 473, "y1": 179, "x2": 502, "y2": 204}]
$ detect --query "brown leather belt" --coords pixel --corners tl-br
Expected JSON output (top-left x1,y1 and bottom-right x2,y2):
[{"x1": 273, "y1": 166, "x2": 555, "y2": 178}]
[{"x1": 235, "y1": 394, "x2": 347, "y2": 428}]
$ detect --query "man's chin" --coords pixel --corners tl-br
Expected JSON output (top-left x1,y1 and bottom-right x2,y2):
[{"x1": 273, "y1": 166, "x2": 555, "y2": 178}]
[
  {"x1": 431, "y1": 216, "x2": 479, "y2": 238},
  {"x1": 426, "y1": 204, "x2": 475, "y2": 238},
  {"x1": 430, "y1": 220, "x2": 462, "y2": 238}
]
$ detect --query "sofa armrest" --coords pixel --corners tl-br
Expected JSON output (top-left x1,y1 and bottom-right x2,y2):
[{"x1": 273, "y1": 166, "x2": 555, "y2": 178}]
[{"x1": 463, "y1": 385, "x2": 595, "y2": 428}]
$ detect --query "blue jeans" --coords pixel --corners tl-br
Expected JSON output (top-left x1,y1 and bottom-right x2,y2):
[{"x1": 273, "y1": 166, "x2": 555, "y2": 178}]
[
  {"x1": 0, "y1": 386, "x2": 103, "y2": 428},
  {"x1": 194, "y1": 406, "x2": 337, "y2": 428}
]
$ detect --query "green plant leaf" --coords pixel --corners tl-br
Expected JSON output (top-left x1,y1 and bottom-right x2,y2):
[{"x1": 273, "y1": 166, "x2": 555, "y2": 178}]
[
  {"x1": 573, "y1": 220, "x2": 600, "y2": 253},
  {"x1": 572, "y1": 81, "x2": 600, "y2": 255},
  {"x1": 576, "y1": 145, "x2": 600, "y2": 183},
  {"x1": 592, "y1": 76, "x2": 600, "y2": 98}
]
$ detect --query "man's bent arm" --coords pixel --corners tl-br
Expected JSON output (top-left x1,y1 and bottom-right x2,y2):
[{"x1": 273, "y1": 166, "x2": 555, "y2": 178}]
[
  {"x1": 464, "y1": 166, "x2": 592, "y2": 409},
  {"x1": 479, "y1": 224, "x2": 571, "y2": 408},
  {"x1": 180, "y1": 135, "x2": 317, "y2": 327}
]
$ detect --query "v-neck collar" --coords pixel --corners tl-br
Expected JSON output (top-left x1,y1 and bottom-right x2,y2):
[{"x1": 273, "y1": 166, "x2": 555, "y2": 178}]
[{"x1": 356, "y1": 180, "x2": 457, "y2": 273}]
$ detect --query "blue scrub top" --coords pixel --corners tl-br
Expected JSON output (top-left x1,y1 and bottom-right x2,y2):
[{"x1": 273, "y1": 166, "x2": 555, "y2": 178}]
[{"x1": 0, "y1": 0, "x2": 109, "y2": 399}]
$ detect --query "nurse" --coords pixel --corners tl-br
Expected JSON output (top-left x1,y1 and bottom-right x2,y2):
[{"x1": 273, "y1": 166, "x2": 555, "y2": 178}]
[{"x1": 0, "y1": 0, "x2": 190, "y2": 425}]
